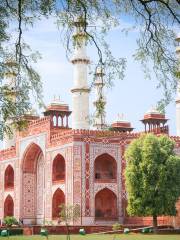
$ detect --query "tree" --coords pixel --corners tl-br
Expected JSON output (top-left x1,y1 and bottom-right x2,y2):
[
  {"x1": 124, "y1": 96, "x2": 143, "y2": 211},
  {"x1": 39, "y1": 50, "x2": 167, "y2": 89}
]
[
  {"x1": 0, "y1": 0, "x2": 179, "y2": 138},
  {"x1": 3, "y1": 216, "x2": 18, "y2": 238},
  {"x1": 59, "y1": 203, "x2": 80, "y2": 240},
  {"x1": 112, "y1": 222, "x2": 122, "y2": 240},
  {"x1": 125, "y1": 133, "x2": 180, "y2": 232}
]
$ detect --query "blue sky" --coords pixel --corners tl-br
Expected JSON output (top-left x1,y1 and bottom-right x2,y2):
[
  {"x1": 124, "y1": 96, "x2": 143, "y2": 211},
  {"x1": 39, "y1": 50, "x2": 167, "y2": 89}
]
[{"x1": 23, "y1": 17, "x2": 177, "y2": 135}]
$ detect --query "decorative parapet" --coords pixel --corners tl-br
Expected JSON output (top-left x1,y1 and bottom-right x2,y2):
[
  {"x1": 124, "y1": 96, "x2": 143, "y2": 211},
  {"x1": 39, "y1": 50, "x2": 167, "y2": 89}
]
[
  {"x1": 50, "y1": 128, "x2": 143, "y2": 139},
  {"x1": 19, "y1": 116, "x2": 51, "y2": 138},
  {"x1": 28, "y1": 116, "x2": 51, "y2": 127},
  {"x1": 171, "y1": 136, "x2": 180, "y2": 141},
  {"x1": 0, "y1": 146, "x2": 16, "y2": 161},
  {"x1": 49, "y1": 129, "x2": 141, "y2": 147},
  {"x1": 72, "y1": 129, "x2": 139, "y2": 137}
]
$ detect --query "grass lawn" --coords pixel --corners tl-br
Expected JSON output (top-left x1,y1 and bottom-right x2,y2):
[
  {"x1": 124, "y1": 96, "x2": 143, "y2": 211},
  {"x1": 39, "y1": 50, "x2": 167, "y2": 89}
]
[{"x1": 4, "y1": 234, "x2": 180, "y2": 240}]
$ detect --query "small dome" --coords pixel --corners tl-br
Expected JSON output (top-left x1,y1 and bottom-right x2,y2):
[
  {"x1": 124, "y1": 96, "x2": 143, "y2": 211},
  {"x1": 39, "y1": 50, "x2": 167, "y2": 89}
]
[
  {"x1": 111, "y1": 114, "x2": 133, "y2": 132},
  {"x1": 26, "y1": 108, "x2": 38, "y2": 116},
  {"x1": 23, "y1": 108, "x2": 39, "y2": 122},
  {"x1": 142, "y1": 106, "x2": 166, "y2": 121},
  {"x1": 45, "y1": 96, "x2": 70, "y2": 112},
  {"x1": 114, "y1": 113, "x2": 129, "y2": 123},
  {"x1": 50, "y1": 96, "x2": 66, "y2": 106},
  {"x1": 145, "y1": 106, "x2": 161, "y2": 115}
]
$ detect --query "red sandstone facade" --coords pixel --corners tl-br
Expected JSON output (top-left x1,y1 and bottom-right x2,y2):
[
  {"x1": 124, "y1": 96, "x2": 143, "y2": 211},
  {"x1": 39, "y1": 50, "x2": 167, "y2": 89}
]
[{"x1": 0, "y1": 113, "x2": 180, "y2": 227}]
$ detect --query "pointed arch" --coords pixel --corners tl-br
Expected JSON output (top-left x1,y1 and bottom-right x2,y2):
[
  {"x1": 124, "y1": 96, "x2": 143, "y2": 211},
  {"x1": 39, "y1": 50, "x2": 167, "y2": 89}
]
[
  {"x1": 22, "y1": 142, "x2": 43, "y2": 173},
  {"x1": 4, "y1": 165, "x2": 14, "y2": 190},
  {"x1": 4, "y1": 195, "x2": 14, "y2": 217},
  {"x1": 94, "y1": 153, "x2": 117, "y2": 182},
  {"x1": 21, "y1": 142, "x2": 44, "y2": 223},
  {"x1": 52, "y1": 188, "x2": 65, "y2": 219},
  {"x1": 95, "y1": 188, "x2": 117, "y2": 220},
  {"x1": 52, "y1": 154, "x2": 65, "y2": 182}
]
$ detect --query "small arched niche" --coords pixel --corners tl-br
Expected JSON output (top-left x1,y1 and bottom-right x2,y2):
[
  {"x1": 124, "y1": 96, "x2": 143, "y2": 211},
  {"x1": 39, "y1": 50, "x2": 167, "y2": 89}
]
[
  {"x1": 4, "y1": 165, "x2": 14, "y2": 190},
  {"x1": 95, "y1": 188, "x2": 117, "y2": 220},
  {"x1": 52, "y1": 188, "x2": 65, "y2": 219},
  {"x1": 52, "y1": 154, "x2": 65, "y2": 183},
  {"x1": 4, "y1": 195, "x2": 14, "y2": 217},
  {"x1": 94, "y1": 153, "x2": 117, "y2": 182}
]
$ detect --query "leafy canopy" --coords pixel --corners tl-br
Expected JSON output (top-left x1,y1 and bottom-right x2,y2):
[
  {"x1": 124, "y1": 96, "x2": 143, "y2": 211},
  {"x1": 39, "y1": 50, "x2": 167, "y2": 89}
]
[
  {"x1": 0, "y1": 0, "x2": 179, "y2": 138},
  {"x1": 125, "y1": 133, "x2": 180, "y2": 217},
  {"x1": 59, "y1": 204, "x2": 80, "y2": 240},
  {"x1": 59, "y1": 203, "x2": 80, "y2": 224}
]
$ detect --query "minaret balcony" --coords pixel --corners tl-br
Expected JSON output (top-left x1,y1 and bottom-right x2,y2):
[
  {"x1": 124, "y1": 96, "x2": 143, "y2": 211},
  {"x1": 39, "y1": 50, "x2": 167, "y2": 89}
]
[
  {"x1": 71, "y1": 87, "x2": 90, "y2": 93},
  {"x1": 71, "y1": 58, "x2": 90, "y2": 64}
]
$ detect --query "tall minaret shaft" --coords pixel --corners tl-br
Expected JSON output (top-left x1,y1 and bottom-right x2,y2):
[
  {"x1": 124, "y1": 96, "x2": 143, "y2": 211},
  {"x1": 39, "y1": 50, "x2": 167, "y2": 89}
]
[
  {"x1": 3, "y1": 61, "x2": 17, "y2": 149},
  {"x1": 93, "y1": 67, "x2": 106, "y2": 129},
  {"x1": 71, "y1": 17, "x2": 90, "y2": 129},
  {"x1": 175, "y1": 34, "x2": 180, "y2": 136}
]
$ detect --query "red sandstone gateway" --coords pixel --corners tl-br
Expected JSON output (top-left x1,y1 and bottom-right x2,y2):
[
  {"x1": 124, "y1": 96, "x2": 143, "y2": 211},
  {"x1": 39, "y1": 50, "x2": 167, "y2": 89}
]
[
  {"x1": 1, "y1": 118, "x2": 180, "y2": 226},
  {"x1": 1, "y1": 19, "x2": 180, "y2": 228}
]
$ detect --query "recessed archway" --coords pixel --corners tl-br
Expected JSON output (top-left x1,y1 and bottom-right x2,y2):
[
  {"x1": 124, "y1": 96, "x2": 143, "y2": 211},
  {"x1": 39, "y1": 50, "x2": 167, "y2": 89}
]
[
  {"x1": 95, "y1": 188, "x2": 117, "y2": 220},
  {"x1": 94, "y1": 153, "x2": 117, "y2": 182},
  {"x1": 21, "y1": 143, "x2": 44, "y2": 224},
  {"x1": 52, "y1": 154, "x2": 65, "y2": 182},
  {"x1": 4, "y1": 165, "x2": 14, "y2": 190},
  {"x1": 52, "y1": 188, "x2": 65, "y2": 219},
  {"x1": 4, "y1": 195, "x2": 14, "y2": 217}
]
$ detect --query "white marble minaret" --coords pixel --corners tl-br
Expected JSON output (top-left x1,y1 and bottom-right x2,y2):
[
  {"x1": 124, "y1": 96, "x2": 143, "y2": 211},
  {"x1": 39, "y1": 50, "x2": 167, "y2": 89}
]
[
  {"x1": 175, "y1": 34, "x2": 180, "y2": 136},
  {"x1": 71, "y1": 17, "x2": 90, "y2": 129},
  {"x1": 93, "y1": 67, "x2": 106, "y2": 129},
  {"x1": 3, "y1": 61, "x2": 17, "y2": 148}
]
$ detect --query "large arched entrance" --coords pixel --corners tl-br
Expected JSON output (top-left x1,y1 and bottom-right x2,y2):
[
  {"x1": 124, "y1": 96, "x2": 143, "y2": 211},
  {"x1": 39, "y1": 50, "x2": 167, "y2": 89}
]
[
  {"x1": 4, "y1": 195, "x2": 14, "y2": 217},
  {"x1": 4, "y1": 165, "x2": 14, "y2": 190},
  {"x1": 94, "y1": 153, "x2": 117, "y2": 182},
  {"x1": 52, "y1": 189, "x2": 65, "y2": 219},
  {"x1": 21, "y1": 143, "x2": 44, "y2": 224},
  {"x1": 52, "y1": 154, "x2": 65, "y2": 183},
  {"x1": 95, "y1": 188, "x2": 117, "y2": 220}
]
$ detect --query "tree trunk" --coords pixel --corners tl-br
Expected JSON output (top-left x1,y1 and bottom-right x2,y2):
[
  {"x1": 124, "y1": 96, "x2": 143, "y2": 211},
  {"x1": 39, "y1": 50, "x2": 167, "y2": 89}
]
[
  {"x1": 153, "y1": 215, "x2": 158, "y2": 233},
  {"x1": 113, "y1": 234, "x2": 116, "y2": 240},
  {"x1": 66, "y1": 223, "x2": 70, "y2": 240}
]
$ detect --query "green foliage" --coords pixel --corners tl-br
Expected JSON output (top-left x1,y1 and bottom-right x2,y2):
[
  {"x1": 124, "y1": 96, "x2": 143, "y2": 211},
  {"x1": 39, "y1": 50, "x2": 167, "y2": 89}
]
[
  {"x1": 112, "y1": 223, "x2": 122, "y2": 240},
  {"x1": 59, "y1": 204, "x2": 80, "y2": 225},
  {"x1": 112, "y1": 223, "x2": 122, "y2": 231},
  {"x1": 40, "y1": 228, "x2": 49, "y2": 239},
  {"x1": 3, "y1": 216, "x2": 18, "y2": 227},
  {"x1": 125, "y1": 134, "x2": 180, "y2": 230},
  {"x1": 8, "y1": 228, "x2": 23, "y2": 235},
  {"x1": 59, "y1": 204, "x2": 80, "y2": 240}
]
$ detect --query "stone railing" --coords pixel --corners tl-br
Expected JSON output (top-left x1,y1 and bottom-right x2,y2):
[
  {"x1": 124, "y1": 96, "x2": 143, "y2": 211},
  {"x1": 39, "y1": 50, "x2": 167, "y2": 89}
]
[{"x1": 28, "y1": 116, "x2": 51, "y2": 127}]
